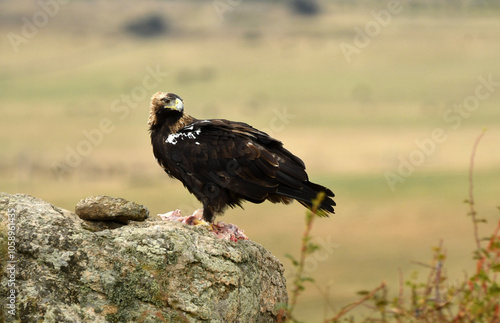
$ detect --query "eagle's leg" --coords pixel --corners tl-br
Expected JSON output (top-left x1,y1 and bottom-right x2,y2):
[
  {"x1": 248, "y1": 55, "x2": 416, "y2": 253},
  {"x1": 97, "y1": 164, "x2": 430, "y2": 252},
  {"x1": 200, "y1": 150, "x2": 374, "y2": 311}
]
[{"x1": 202, "y1": 206, "x2": 216, "y2": 223}]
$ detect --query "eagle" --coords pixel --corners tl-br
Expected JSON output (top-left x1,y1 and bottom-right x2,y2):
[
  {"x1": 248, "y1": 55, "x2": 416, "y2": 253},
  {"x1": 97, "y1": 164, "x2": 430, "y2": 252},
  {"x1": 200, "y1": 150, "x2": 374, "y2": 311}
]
[{"x1": 148, "y1": 92, "x2": 335, "y2": 223}]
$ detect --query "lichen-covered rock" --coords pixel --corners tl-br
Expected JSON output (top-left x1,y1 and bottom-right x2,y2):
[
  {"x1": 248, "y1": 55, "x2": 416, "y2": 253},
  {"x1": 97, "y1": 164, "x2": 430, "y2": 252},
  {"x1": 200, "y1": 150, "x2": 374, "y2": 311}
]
[
  {"x1": 75, "y1": 195, "x2": 149, "y2": 223},
  {"x1": 0, "y1": 193, "x2": 288, "y2": 322}
]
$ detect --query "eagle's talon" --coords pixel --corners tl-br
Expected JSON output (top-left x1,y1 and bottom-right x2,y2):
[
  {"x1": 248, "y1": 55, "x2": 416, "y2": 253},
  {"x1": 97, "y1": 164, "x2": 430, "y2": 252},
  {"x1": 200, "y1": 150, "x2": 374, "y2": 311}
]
[{"x1": 191, "y1": 219, "x2": 210, "y2": 227}]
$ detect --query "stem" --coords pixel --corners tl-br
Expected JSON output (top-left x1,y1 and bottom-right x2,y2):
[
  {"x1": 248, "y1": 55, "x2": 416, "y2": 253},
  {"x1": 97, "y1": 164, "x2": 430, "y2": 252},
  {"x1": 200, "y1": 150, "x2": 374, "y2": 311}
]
[
  {"x1": 398, "y1": 268, "x2": 404, "y2": 310},
  {"x1": 468, "y1": 130, "x2": 486, "y2": 251},
  {"x1": 288, "y1": 192, "x2": 324, "y2": 317}
]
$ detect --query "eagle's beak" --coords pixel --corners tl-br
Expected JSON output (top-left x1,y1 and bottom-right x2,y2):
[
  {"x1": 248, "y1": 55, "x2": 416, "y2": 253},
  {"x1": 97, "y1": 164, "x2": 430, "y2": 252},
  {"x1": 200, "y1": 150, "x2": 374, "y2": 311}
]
[{"x1": 174, "y1": 98, "x2": 184, "y2": 112}]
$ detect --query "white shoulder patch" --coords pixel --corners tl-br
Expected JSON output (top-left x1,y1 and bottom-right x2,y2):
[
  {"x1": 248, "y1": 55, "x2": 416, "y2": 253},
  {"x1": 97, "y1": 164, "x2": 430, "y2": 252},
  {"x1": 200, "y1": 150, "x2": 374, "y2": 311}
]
[
  {"x1": 166, "y1": 127, "x2": 202, "y2": 145},
  {"x1": 166, "y1": 134, "x2": 178, "y2": 145}
]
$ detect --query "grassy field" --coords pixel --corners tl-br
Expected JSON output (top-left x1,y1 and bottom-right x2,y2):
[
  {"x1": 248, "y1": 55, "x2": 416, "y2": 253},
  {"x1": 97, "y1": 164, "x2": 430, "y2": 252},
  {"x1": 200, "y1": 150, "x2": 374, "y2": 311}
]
[{"x1": 1, "y1": 1, "x2": 500, "y2": 321}]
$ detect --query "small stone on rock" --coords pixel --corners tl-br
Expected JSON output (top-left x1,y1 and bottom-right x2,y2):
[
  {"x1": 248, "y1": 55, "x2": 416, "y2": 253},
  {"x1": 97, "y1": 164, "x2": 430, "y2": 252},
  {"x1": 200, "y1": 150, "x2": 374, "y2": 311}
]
[{"x1": 75, "y1": 195, "x2": 149, "y2": 223}]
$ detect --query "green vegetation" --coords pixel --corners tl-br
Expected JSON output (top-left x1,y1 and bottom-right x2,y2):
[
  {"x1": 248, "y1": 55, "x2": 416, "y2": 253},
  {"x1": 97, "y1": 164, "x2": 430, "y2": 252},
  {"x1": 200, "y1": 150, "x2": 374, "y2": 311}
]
[
  {"x1": 282, "y1": 132, "x2": 500, "y2": 322},
  {"x1": 1, "y1": 1, "x2": 500, "y2": 320}
]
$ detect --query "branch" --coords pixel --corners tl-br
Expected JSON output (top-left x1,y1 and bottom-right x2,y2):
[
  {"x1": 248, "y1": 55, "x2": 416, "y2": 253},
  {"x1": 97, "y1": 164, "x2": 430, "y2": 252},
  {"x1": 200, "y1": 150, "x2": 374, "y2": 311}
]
[
  {"x1": 468, "y1": 129, "x2": 487, "y2": 250},
  {"x1": 326, "y1": 282, "x2": 386, "y2": 322}
]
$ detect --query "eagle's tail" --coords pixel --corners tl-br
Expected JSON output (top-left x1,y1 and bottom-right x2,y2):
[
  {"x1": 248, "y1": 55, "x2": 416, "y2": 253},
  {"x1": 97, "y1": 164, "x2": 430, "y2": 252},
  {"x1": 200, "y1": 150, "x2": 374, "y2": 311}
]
[{"x1": 277, "y1": 181, "x2": 335, "y2": 216}]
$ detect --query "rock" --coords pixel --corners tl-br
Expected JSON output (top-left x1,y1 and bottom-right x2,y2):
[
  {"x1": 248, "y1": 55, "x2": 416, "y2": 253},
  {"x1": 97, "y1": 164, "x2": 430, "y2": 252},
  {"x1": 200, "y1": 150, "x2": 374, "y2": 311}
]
[
  {"x1": 0, "y1": 193, "x2": 288, "y2": 322},
  {"x1": 75, "y1": 195, "x2": 149, "y2": 224}
]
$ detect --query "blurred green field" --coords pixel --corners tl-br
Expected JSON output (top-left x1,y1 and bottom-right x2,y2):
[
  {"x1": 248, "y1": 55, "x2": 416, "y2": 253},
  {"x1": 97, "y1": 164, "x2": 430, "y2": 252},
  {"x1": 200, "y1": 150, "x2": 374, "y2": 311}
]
[{"x1": 1, "y1": 1, "x2": 500, "y2": 321}]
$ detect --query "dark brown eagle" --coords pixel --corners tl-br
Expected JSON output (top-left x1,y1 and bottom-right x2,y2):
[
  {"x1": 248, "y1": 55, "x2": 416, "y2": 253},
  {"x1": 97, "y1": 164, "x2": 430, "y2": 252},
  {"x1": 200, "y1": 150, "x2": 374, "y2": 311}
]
[{"x1": 148, "y1": 92, "x2": 335, "y2": 223}]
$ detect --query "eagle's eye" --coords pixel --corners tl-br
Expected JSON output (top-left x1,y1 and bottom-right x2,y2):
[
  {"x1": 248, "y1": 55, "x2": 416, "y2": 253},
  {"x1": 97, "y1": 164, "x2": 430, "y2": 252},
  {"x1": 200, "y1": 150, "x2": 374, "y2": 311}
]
[{"x1": 162, "y1": 98, "x2": 171, "y2": 104}]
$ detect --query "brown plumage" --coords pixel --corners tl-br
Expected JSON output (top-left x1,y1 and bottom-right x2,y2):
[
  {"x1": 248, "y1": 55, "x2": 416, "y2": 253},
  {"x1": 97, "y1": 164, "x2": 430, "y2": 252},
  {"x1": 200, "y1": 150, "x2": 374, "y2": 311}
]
[{"x1": 148, "y1": 92, "x2": 335, "y2": 223}]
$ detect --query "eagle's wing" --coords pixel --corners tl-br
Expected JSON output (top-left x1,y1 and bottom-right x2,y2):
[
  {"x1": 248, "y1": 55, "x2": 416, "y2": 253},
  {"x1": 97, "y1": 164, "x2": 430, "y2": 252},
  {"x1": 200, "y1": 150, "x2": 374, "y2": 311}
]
[{"x1": 158, "y1": 119, "x2": 323, "y2": 206}]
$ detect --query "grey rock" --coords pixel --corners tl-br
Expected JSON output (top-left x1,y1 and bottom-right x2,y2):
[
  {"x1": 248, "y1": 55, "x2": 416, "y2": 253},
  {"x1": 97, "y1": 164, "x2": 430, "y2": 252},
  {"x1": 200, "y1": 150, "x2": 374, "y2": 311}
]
[
  {"x1": 0, "y1": 193, "x2": 288, "y2": 322},
  {"x1": 75, "y1": 195, "x2": 149, "y2": 224}
]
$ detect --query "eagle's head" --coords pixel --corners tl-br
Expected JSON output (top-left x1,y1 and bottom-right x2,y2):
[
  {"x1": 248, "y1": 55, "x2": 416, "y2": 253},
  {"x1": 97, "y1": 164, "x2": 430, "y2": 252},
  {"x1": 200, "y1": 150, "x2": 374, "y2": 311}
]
[{"x1": 148, "y1": 92, "x2": 184, "y2": 127}]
